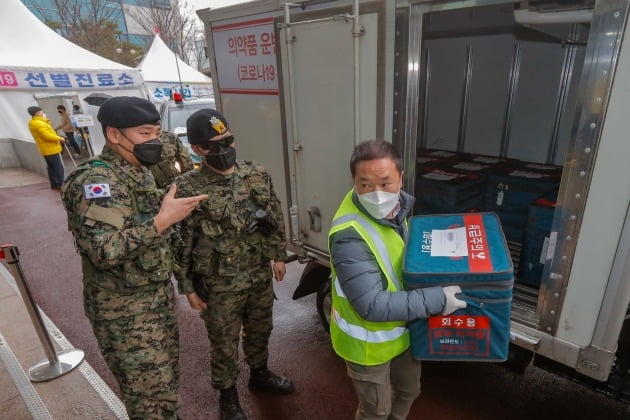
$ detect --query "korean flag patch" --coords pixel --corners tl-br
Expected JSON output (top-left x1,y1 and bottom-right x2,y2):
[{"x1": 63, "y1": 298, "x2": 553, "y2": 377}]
[{"x1": 83, "y1": 183, "x2": 112, "y2": 199}]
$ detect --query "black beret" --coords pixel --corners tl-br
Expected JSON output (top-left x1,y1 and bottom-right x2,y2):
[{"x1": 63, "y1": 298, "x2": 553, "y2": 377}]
[
  {"x1": 97, "y1": 96, "x2": 160, "y2": 128},
  {"x1": 186, "y1": 108, "x2": 229, "y2": 145},
  {"x1": 27, "y1": 106, "x2": 42, "y2": 116}
]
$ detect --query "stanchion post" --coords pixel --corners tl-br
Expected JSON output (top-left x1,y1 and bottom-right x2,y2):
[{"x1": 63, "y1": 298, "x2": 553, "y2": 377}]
[{"x1": 0, "y1": 244, "x2": 84, "y2": 382}]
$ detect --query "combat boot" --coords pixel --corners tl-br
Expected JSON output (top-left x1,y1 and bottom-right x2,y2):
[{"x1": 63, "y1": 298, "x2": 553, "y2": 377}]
[
  {"x1": 248, "y1": 365, "x2": 295, "y2": 394},
  {"x1": 219, "y1": 386, "x2": 247, "y2": 420}
]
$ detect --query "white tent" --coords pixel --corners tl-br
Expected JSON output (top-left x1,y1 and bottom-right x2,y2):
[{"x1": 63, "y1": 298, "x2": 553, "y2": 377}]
[
  {"x1": 0, "y1": 0, "x2": 148, "y2": 172},
  {"x1": 138, "y1": 34, "x2": 213, "y2": 103}
]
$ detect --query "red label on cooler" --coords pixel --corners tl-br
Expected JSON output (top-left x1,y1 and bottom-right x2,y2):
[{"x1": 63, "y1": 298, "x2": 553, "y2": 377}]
[
  {"x1": 463, "y1": 214, "x2": 493, "y2": 272},
  {"x1": 428, "y1": 315, "x2": 491, "y2": 356}
]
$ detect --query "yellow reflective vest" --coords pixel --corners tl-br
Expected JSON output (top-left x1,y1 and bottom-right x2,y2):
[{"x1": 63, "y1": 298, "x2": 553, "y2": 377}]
[{"x1": 328, "y1": 190, "x2": 410, "y2": 366}]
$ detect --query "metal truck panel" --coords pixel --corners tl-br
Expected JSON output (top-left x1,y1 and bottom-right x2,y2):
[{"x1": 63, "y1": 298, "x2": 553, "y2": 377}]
[{"x1": 556, "y1": 0, "x2": 630, "y2": 349}]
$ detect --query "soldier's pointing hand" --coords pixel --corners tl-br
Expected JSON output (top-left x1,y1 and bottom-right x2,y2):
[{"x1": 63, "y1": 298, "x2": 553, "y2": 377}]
[{"x1": 154, "y1": 184, "x2": 208, "y2": 233}]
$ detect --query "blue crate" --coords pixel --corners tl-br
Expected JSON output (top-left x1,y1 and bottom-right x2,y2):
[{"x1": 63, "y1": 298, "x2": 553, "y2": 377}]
[
  {"x1": 414, "y1": 168, "x2": 485, "y2": 214},
  {"x1": 484, "y1": 165, "x2": 560, "y2": 240},
  {"x1": 403, "y1": 213, "x2": 513, "y2": 361}
]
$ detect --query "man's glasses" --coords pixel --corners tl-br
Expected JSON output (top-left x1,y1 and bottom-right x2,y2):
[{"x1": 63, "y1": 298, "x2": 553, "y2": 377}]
[{"x1": 206, "y1": 135, "x2": 234, "y2": 152}]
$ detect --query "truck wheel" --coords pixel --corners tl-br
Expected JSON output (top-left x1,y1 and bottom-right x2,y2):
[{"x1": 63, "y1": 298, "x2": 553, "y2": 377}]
[{"x1": 316, "y1": 279, "x2": 332, "y2": 333}]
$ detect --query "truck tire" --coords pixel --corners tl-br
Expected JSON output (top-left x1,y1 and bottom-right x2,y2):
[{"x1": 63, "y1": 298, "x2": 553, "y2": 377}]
[{"x1": 316, "y1": 279, "x2": 332, "y2": 333}]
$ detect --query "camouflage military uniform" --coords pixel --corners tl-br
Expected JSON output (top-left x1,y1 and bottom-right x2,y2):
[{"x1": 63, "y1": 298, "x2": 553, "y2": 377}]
[
  {"x1": 61, "y1": 145, "x2": 180, "y2": 419},
  {"x1": 173, "y1": 159, "x2": 287, "y2": 390},
  {"x1": 151, "y1": 131, "x2": 195, "y2": 189}
]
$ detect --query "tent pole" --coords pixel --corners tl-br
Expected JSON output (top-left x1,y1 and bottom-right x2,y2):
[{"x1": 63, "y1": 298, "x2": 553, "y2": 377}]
[{"x1": 175, "y1": 49, "x2": 184, "y2": 96}]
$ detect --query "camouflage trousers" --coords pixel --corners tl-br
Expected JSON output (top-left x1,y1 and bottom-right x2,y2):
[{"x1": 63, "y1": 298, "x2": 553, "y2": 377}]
[
  {"x1": 90, "y1": 308, "x2": 180, "y2": 419},
  {"x1": 200, "y1": 274, "x2": 274, "y2": 390}
]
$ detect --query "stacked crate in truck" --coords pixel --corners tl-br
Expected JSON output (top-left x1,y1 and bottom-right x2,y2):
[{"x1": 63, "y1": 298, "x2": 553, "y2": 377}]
[
  {"x1": 518, "y1": 196, "x2": 557, "y2": 288},
  {"x1": 403, "y1": 213, "x2": 514, "y2": 361},
  {"x1": 484, "y1": 162, "x2": 561, "y2": 241},
  {"x1": 415, "y1": 149, "x2": 485, "y2": 214},
  {"x1": 438, "y1": 153, "x2": 518, "y2": 200},
  {"x1": 416, "y1": 148, "x2": 464, "y2": 165}
]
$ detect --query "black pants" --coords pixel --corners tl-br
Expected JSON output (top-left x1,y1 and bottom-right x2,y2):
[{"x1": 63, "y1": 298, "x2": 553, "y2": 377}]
[
  {"x1": 44, "y1": 153, "x2": 65, "y2": 188},
  {"x1": 65, "y1": 131, "x2": 80, "y2": 154}
]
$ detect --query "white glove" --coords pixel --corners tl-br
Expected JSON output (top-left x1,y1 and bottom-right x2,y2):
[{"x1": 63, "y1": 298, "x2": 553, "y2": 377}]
[{"x1": 442, "y1": 286, "x2": 467, "y2": 315}]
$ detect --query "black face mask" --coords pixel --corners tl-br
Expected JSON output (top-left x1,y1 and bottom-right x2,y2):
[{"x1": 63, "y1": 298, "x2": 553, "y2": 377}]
[
  {"x1": 205, "y1": 145, "x2": 236, "y2": 171},
  {"x1": 117, "y1": 129, "x2": 163, "y2": 167},
  {"x1": 134, "y1": 138, "x2": 163, "y2": 166}
]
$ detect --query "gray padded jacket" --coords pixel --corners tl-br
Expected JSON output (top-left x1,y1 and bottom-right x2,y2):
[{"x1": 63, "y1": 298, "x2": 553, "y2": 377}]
[{"x1": 329, "y1": 189, "x2": 446, "y2": 322}]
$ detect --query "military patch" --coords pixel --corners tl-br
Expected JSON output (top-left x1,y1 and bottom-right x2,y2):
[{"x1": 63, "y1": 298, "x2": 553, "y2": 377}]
[
  {"x1": 209, "y1": 116, "x2": 227, "y2": 135},
  {"x1": 83, "y1": 183, "x2": 112, "y2": 199}
]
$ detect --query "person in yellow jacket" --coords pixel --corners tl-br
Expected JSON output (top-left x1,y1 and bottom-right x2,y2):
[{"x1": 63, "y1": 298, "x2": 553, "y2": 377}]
[
  {"x1": 27, "y1": 106, "x2": 66, "y2": 190},
  {"x1": 329, "y1": 140, "x2": 467, "y2": 420}
]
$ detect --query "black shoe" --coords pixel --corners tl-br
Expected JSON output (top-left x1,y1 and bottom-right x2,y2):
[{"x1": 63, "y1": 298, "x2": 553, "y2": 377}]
[
  {"x1": 249, "y1": 367, "x2": 295, "y2": 394},
  {"x1": 219, "y1": 387, "x2": 247, "y2": 420}
]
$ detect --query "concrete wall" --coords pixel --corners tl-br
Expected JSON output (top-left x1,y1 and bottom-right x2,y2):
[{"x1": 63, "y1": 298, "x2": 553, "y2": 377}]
[
  {"x1": 7, "y1": 139, "x2": 47, "y2": 177},
  {"x1": 0, "y1": 139, "x2": 20, "y2": 169}
]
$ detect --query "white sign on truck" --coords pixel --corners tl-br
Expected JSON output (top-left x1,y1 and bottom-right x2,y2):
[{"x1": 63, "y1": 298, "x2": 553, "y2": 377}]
[{"x1": 212, "y1": 16, "x2": 279, "y2": 95}]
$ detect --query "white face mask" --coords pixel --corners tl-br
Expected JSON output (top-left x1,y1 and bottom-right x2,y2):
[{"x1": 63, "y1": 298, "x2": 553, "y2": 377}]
[
  {"x1": 42, "y1": 113, "x2": 47, "y2": 119},
  {"x1": 357, "y1": 190, "x2": 400, "y2": 219}
]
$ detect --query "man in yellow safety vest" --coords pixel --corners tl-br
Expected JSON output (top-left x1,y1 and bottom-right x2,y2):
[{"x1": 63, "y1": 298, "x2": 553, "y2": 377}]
[{"x1": 328, "y1": 139, "x2": 467, "y2": 420}]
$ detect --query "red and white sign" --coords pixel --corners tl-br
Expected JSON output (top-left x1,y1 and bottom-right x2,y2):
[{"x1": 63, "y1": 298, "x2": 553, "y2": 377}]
[
  {"x1": 463, "y1": 214, "x2": 493, "y2": 272},
  {"x1": 428, "y1": 315, "x2": 491, "y2": 357},
  {"x1": 212, "y1": 17, "x2": 279, "y2": 96}
]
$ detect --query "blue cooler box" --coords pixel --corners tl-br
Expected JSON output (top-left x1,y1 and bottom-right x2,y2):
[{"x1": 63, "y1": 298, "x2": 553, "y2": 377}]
[
  {"x1": 484, "y1": 165, "x2": 560, "y2": 240},
  {"x1": 415, "y1": 168, "x2": 485, "y2": 214},
  {"x1": 403, "y1": 213, "x2": 514, "y2": 361}
]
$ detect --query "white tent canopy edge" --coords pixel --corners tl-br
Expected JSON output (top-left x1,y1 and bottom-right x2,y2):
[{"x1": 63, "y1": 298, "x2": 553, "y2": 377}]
[
  {"x1": 138, "y1": 34, "x2": 213, "y2": 103},
  {"x1": 0, "y1": 0, "x2": 150, "y2": 175}
]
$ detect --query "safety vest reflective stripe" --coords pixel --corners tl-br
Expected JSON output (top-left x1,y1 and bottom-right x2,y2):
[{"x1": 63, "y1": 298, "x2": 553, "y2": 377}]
[
  {"x1": 332, "y1": 278, "x2": 407, "y2": 343},
  {"x1": 331, "y1": 213, "x2": 403, "y2": 291},
  {"x1": 332, "y1": 308, "x2": 408, "y2": 343}
]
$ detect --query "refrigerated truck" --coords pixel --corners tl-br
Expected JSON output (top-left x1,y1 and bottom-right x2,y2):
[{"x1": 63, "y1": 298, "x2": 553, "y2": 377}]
[{"x1": 198, "y1": 0, "x2": 630, "y2": 399}]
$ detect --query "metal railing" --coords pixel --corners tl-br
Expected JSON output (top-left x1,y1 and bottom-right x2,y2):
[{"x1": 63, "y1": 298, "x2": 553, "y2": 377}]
[{"x1": 0, "y1": 244, "x2": 84, "y2": 382}]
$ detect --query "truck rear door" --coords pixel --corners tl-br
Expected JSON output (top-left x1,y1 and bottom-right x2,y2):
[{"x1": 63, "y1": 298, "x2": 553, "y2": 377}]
[{"x1": 277, "y1": 3, "x2": 388, "y2": 257}]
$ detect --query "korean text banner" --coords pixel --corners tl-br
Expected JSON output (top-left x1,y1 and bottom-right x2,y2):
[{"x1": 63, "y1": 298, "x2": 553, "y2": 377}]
[
  {"x1": 0, "y1": 69, "x2": 142, "y2": 90},
  {"x1": 212, "y1": 17, "x2": 278, "y2": 96}
]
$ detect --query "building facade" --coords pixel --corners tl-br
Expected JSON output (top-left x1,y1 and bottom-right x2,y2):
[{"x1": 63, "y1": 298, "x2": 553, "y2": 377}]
[{"x1": 21, "y1": 0, "x2": 173, "y2": 50}]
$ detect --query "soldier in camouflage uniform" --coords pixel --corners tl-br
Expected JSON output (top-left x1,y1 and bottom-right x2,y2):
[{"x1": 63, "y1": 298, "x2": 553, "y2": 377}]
[
  {"x1": 151, "y1": 130, "x2": 195, "y2": 189},
  {"x1": 60, "y1": 96, "x2": 208, "y2": 419},
  {"x1": 173, "y1": 108, "x2": 294, "y2": 420}
]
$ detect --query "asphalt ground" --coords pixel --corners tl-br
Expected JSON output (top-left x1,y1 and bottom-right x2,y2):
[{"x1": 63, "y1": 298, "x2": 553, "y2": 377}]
[{"x1": 0, "y1": 181, "x2": 628, "y2": 419}]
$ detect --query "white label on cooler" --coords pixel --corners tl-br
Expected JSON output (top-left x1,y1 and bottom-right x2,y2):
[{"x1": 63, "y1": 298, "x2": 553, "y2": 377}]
[
  {"x1": 430, "y1": 227, "x2": 468, "y2": 257},
  {"x1": 540, "y1": 237, "x2": 550, "y2": 264},
  {"x1": 496, "y1": 190, "x2": 504, "y2": 206},
  {"x1": 453, "y1": 162, "x2": 487, "y2": 171},
  {"x1": 428, "y1": 151, "x2": 456, "y2": 158},
  {"x1": 546, "y1": 232, "x2": 558, "y2": 261},
  {"x1": 422, "y1": 172, "x2": 459, "y2": 181},
  {"x1": 472, "y1": 156, "x2": 502, "y2": 164}
]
